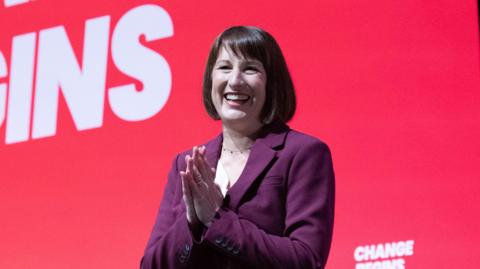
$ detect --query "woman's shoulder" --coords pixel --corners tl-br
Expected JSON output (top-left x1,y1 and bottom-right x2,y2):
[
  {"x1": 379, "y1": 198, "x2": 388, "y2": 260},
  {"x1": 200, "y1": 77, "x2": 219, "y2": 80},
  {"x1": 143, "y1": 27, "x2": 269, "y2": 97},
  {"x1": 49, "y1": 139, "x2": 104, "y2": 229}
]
[
  {"x1": 257, "y1": 122, "x2": 331, "y2": 156},
  {"x1": 284, "y1": 127, "x2": 331, "y2": 152},
  {"x1": 281, "y1": 128, "x2": 334, "y2": 172}
]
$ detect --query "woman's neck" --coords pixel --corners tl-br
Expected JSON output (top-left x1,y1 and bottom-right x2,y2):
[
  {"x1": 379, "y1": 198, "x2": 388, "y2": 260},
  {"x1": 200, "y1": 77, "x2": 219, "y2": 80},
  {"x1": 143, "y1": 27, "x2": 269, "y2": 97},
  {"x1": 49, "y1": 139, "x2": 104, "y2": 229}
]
[{"x1": 221, "y1": 121, "x2": 263, "y2": 151}]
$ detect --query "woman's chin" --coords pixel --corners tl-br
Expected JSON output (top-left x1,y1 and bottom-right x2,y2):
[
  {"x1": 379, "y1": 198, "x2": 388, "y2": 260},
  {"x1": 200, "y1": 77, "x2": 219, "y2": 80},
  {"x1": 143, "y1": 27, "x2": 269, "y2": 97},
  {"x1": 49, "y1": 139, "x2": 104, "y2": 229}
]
[
  {"x1": 219, "y1": 110, "x2": 246, "y2": 121},
  {"x1": 220, "y1": 114, "x2": 258, "y2": 126},
  {"x1": 220, "y1": 116, "x2": 247, "y2": 124}
]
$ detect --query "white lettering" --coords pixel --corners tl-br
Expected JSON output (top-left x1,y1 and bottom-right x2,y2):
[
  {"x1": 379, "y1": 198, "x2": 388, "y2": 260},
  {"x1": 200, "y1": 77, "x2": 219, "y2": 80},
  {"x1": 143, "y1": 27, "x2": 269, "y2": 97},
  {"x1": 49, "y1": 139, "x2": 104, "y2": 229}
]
[
  {"x1": 32, "y1": 16, "x2": 110, "y2": 139},
  {"x1": 396, "y1": 258, "x2": 405, "y2": 269},
  {"x1": 356, "y1": 263, "x2": 365, "y2": 269},
  {"x1": 375, "y1": 243, "x2": 385, "y2": 260},
  {"x1": 354, "y1": 240, "x2": 415, "y2": 262},
  {"x1": 354, "y1": 246, "x2": 365, "y2": 262},
  {"x1": 1, "y1": 4, "x2": 174, "y2": 144},
  {"x1": 365, "y1": 244, "x2": 376, "y2": 260},
  {"x1": 404, "y1": 240, "x2": 414, "y2": 256},
  {"x1": 396, "y1": 241, "x2": 406, "y2": 256},
  {"x1": 5, "y1": 33, "x2": 36, "y2": 144},
  {"x1": 109, "y1": 4, "x2": 173, "y2": 121},
  {"x1": 356, "y1": 259, "x2": 405, "y2": 269},
  {"x1": 4, "y1": 0, "x2": 29, "y2": 8},
  {"x1": 384, "y1": 242, "x2": 396, "y2": 259},
  {"x1": 0, "y1": 51, "x2": 7, "y2": 126}
]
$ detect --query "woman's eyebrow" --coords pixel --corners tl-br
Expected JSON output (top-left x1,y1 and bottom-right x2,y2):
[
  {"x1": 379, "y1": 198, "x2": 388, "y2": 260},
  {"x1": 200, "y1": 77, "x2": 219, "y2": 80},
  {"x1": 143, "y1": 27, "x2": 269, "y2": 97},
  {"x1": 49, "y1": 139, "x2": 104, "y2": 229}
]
[
  {"x1": 215, "y1": 59, "x2": 230, "y2": 65},
  {"x1": 244, "y1": 59, "x2": 262, "y2": 65}
]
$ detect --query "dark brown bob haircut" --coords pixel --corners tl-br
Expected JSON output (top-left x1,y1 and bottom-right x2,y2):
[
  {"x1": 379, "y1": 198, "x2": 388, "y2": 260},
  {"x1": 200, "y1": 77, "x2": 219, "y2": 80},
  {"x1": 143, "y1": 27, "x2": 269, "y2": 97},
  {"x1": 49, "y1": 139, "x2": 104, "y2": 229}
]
[{"x1": 202, "y1": 26, "x2": 296, "y2": 124}]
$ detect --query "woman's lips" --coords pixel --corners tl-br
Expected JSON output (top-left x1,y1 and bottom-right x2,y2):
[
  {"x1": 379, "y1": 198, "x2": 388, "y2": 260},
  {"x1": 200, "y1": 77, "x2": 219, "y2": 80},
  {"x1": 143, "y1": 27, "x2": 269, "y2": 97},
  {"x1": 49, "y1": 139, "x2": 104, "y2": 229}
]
[
  {"x1": 224, "y1": 93, "x2": 250, "y2": 106},
  {"x1": 224, "y1": 93, "x2": 250, "y2": 101}
]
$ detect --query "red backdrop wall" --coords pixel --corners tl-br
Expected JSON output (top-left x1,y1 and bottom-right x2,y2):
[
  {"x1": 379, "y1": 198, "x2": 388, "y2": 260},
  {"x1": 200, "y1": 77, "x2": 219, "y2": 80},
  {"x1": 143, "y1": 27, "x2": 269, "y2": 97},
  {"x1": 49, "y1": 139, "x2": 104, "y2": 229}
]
[{"x1": 0, "y1": 1, "x2": 479, "y2": 268}]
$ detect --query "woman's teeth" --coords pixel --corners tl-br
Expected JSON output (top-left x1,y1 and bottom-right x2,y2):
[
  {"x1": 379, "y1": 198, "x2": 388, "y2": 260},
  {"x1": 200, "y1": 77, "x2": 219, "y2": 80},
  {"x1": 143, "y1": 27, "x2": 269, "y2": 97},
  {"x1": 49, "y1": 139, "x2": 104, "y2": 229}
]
[{"x1": 224, "y1": 93, "x2": 250, "y2": 101}]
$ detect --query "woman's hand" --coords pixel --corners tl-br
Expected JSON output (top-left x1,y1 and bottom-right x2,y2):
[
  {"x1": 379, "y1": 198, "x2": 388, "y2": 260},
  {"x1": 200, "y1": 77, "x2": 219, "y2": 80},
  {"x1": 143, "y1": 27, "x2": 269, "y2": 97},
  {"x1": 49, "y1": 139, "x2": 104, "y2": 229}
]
[
  {"x1": 180, "y1": 169, "x2": 200, "y2": 228},
  {"x1": 181, "y1": 146, "x2": 223, "y2": 227}
]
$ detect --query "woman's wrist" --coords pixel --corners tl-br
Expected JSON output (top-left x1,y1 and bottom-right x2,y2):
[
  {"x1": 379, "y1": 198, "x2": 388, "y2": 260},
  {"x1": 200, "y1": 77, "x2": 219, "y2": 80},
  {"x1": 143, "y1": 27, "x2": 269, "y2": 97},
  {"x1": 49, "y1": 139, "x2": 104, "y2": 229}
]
[{"x1": 188, "y1": 219, "x2": 206, "y2": 243}]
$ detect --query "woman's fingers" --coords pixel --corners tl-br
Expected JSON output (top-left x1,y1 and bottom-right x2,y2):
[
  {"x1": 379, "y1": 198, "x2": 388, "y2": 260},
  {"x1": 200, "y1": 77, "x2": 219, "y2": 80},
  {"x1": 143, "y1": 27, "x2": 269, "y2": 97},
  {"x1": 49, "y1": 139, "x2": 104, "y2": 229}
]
[
  {"x1": 183, "y1": 146, "x2": 223, "y2": 226},
  {"x1": 191, "y1": 146, "x2": 215, "y2": 185},
  {"x1": 181, "y1": 171, "x2": 198, "y2": 225},
  {"x1": 185, "y1": 155, "x2": 192, "y2": 173},
  {"x1": 182, "y1": 167, "x2": 202, "y2": 209},
  {"x1": 192, "y1": 147, "x2": 205, "y2": 175},
  {"x1": 199, "y1": 145, "x2": 206, "y2": 156},
  {"x1": 200, "y1": 157, "x2": 214, "y2": 181},
  {"x1": 181, "y1": 172, "x2": 192, "y2": 201},
  {"x1": 194, "y1": 147, "x2": 215, "y2": 182},
  {"x1": 191, "y1": 146, "x2": 198, "y2": 167},
  {"x1": 191, "y1": 146, "x2": 209, "y2": 182},
  {"x1": 186, "y1": 155, "x2": 202, "y2": 185},
  {"x1": 214, "y1": 183, "x2": 224, "y2": 200},
  {"x1": 192, "y1": 164, "x2": 204, "y2": 185}
]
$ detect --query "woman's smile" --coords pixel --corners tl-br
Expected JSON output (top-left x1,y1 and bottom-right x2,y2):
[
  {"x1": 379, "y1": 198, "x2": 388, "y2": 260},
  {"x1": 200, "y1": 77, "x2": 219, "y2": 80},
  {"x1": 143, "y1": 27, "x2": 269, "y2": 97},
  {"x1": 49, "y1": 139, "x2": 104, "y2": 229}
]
[
  {"x1": 224, "y1": 92, "x2": 251, "y2": 106},
  {"x1": 211, "y1": 46, "x2": 267, "y2": 125}
]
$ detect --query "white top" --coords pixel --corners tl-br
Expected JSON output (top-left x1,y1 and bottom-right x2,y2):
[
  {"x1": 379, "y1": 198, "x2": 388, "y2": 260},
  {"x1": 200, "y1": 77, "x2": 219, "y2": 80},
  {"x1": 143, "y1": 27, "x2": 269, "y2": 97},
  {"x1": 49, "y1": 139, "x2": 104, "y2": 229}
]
[{"x1": 215, "y1": 160, "x2": 230, "y2": 196}]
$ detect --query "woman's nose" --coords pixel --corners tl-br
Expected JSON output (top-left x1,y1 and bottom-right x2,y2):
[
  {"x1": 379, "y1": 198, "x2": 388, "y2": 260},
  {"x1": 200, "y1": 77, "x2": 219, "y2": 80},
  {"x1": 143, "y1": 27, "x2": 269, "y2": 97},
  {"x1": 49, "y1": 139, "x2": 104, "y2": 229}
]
[{"x1": 228, "y1": 69, "x2": 244, "y2": 89}]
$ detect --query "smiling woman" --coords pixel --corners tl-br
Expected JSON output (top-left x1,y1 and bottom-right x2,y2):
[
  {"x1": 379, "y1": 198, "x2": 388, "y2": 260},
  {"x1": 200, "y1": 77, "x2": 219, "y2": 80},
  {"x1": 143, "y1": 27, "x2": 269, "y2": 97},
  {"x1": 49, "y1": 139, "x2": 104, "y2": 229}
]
[
  {"x1": 210, "y1": 46, "x2": 267, "y2": 143},
  {"x1": 141, "y1": 26, "x2": 335, "y2": 269}
]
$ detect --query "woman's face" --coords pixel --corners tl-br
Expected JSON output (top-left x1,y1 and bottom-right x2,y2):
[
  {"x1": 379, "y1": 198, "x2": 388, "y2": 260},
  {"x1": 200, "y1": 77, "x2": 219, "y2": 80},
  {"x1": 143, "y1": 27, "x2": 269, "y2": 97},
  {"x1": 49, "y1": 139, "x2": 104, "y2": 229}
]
[{"x1": 211, "y1": 46, "x2": 267, "y2": 127}]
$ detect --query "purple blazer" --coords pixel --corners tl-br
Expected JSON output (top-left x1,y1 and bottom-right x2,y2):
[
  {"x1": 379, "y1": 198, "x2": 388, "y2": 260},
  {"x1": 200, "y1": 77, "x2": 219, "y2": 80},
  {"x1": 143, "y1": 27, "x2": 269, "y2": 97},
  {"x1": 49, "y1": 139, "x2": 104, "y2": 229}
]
[{"x1": 141, "y1": 124, "x2": 335, "y2": 269}]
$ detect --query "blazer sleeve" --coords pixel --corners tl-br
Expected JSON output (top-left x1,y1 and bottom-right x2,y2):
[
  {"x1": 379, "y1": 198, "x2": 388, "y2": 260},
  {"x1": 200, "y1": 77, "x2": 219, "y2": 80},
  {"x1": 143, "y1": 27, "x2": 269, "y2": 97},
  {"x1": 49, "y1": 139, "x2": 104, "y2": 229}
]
[
  {"x1": 202, "y1": 140, "x2": 335, "y2": 269},
  {"x1": 141, "y1": 154, "x2": 202, "y2": 269}
]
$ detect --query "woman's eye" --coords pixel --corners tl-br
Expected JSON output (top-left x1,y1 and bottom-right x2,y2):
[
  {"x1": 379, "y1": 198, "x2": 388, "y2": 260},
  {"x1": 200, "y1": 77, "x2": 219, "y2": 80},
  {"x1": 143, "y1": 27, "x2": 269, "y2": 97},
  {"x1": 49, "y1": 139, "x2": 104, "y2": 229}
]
[
  {"x1": 245, "y1": 66, "x2": 259, "y2": 73},
  {"x1": 217, "y1": 65, "x2": 231, "y2": 70}
]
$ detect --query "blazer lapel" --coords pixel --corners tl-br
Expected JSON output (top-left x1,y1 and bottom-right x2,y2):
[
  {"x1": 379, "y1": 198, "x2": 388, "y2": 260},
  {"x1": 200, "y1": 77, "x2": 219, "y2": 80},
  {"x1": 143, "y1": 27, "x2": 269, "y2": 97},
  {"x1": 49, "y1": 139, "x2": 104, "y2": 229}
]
[
  {"x1": 204, "y1": 133, "x2": 223, "y2": 170},
  {"x1": 227, "y1": 142, "x2": 276, "y2": 211},
  {"x1": 227, "y1": 123, "x2": 289, "y2": 211},
  {"x1": 202, "y1": 123, "x2": 290, "y2": 211}
]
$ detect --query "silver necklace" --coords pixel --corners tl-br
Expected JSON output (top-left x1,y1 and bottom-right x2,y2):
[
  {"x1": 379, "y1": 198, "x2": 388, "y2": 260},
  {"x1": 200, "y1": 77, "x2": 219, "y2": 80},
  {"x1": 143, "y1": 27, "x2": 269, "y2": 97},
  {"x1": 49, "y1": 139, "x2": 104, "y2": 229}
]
[{"x1": 221, "y1": 145, "x2": 251, "y2": 154}]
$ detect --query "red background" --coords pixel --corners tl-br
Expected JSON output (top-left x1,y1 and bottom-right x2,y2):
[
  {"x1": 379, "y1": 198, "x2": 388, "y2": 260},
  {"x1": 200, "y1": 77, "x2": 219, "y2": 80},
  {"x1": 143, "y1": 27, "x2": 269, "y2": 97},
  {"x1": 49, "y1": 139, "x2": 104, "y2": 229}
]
[{"x1": 0, "y1": 0, "x2": 479, "y2": 268}]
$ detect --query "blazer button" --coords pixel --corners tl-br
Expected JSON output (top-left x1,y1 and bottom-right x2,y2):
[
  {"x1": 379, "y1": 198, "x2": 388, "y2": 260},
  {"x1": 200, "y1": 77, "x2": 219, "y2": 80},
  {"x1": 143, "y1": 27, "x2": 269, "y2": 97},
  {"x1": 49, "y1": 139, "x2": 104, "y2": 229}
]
[
  {"x1": 221, "y1": 239, "x2": 229, "y2": 248},
  {"x1": 232, "y1": 248, "x2": 240, "y2": 255},
  {"x1": 215, "y1": 236, "x2": 223, "y2": 245},
  {"x1": 184, "y1": 244, "x2": 191, "y2": 252},
  {"x1": 179, "y1": 254, "x2": 186, "y2": 263},
  {"x1": 227, "y1": 244, "x2": 234, "y2": 252}
]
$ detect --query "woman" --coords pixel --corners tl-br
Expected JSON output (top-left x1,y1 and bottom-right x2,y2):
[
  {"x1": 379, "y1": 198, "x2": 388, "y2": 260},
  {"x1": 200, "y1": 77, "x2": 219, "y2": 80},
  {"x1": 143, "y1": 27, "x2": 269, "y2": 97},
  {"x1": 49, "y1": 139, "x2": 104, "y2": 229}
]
[{"x1": 141, "y1": 26, "x2": 335, "y2": 269}]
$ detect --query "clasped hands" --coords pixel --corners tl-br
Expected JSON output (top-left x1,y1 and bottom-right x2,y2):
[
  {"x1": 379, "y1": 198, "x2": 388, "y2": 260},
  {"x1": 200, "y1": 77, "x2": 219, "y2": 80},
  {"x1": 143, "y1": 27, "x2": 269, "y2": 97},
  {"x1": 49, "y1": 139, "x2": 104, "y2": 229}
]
[{"x1": 181, "y1": 146, "x2": 223, "y2": 229}]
